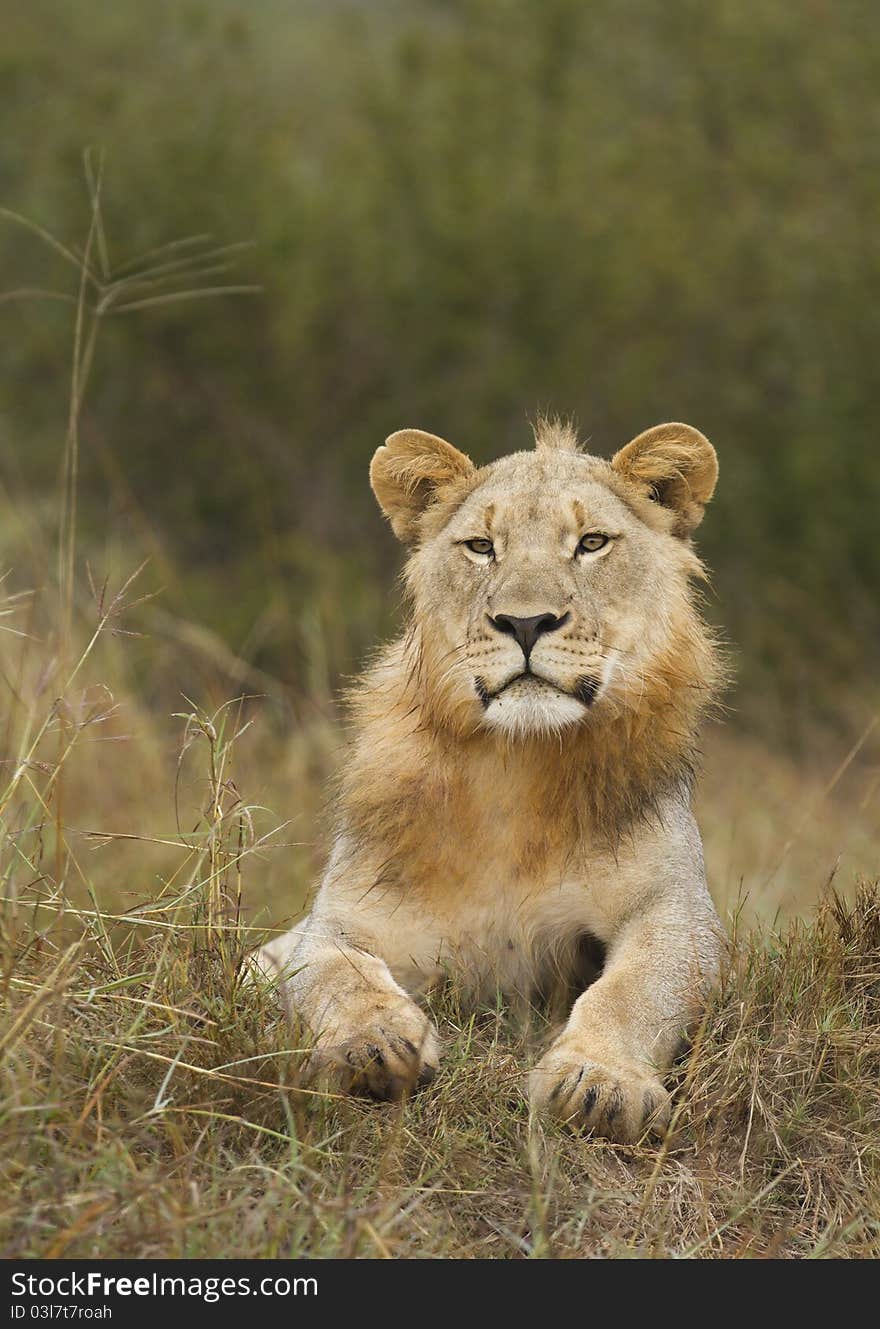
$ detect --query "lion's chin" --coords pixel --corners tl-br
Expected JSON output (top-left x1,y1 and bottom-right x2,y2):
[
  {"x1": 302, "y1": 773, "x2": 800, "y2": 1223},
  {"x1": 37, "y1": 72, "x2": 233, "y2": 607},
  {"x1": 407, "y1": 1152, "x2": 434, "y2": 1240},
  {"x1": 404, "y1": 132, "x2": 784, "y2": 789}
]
[{"x1": 481, "y1": 676, "x2": 588, "y2": 739}]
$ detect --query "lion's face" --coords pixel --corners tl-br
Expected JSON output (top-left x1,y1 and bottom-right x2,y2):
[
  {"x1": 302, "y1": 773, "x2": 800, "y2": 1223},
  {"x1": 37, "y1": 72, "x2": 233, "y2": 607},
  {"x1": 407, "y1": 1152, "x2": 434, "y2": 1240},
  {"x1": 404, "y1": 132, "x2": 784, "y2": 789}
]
[
  {"x1": 416, "y1": 451, "x2": 677, "y2": 738},
  {"x1": 370, "y1": 421, "x2": 717, "y2": 739}
]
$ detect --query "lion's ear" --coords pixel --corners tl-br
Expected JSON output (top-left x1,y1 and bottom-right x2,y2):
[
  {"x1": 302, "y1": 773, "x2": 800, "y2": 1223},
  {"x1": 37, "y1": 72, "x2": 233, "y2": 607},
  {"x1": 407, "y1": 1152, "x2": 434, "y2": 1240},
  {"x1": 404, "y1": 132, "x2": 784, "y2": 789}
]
[
  {"x1": 370, "y1": 429, "x2": 475, "y2": 542},
  {"x1": 610, "y1": 422, "x2": 718, "y2": 536}
]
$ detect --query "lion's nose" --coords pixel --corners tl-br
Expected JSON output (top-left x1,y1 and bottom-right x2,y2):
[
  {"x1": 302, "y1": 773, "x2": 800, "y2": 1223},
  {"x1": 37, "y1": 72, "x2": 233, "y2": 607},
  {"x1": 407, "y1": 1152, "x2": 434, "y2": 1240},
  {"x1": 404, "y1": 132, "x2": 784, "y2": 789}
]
[{"x1": 488, "y1": 611, "x2": 569, "y2": 661}]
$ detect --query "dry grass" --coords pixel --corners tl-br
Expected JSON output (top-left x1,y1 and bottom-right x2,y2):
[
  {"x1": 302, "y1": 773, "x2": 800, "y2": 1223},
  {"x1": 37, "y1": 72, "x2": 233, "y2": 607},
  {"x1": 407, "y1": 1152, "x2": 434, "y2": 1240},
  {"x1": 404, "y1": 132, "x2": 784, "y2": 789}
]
[{"x1": 3, "y1": 864, "x2": 880, "y2": 1257}]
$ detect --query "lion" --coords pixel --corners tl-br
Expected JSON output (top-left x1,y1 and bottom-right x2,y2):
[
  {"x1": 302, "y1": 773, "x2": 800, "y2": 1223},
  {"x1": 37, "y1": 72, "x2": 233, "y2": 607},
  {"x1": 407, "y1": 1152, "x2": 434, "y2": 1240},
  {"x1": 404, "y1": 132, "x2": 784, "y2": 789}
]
[{"x1": 253, "y1": 418, "x2": 725, "y2": 1142}]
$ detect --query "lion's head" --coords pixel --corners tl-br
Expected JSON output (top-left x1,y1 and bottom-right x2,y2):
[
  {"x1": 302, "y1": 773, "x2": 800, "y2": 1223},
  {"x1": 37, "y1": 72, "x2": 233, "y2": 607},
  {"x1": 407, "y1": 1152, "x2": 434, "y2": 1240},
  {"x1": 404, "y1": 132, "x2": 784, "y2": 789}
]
[{"x1": 370, "y1": 418, "x2": 718, "y2": 743}]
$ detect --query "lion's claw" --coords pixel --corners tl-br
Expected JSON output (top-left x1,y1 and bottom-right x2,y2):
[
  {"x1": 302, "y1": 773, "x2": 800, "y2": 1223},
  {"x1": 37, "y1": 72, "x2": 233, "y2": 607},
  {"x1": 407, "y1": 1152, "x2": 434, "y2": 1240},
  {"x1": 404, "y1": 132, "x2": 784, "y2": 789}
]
[
  {"x1": 313, "y1": 1016, "x2": 440, "y2": 1102},
  {"x1": 530, "y1": 1044, "x2": 670, "y2": 1143}
]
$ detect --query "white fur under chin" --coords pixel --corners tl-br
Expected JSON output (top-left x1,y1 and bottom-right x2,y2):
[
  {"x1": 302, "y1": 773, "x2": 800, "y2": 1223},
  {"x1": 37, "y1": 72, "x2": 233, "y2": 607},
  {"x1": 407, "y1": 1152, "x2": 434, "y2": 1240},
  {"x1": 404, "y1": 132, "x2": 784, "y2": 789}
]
[{"x1": 482, "y1": 680, "x2": 587, "y2": 739}]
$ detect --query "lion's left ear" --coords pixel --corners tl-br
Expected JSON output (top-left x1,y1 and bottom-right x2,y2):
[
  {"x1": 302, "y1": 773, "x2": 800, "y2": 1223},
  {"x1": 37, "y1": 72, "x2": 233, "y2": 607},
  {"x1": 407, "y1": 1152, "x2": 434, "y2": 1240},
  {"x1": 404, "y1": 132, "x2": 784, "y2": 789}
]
[
  {"x1": 610, "y1": 422, "x2": 718, "y2": 536},
  {"x1": 370, "y1": 429, "x2": 475, "y2": 543}
]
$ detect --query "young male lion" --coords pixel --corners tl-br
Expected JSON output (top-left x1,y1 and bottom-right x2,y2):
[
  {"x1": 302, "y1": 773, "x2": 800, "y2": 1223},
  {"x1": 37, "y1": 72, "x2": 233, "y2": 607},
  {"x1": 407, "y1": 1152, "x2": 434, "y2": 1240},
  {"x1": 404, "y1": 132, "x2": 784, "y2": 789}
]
[{"x1": 254, "y1": 419, "x2": 725, "y2": 1142}]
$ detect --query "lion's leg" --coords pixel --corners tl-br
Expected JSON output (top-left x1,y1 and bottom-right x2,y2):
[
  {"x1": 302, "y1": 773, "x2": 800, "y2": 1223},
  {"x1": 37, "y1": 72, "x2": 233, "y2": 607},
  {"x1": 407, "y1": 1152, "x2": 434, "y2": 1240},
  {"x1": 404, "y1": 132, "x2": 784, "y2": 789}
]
[
  {"x1": 252, "y1": 918, "x2": 440, "y2": 1101},
  {"x1": 529, "y1": 902, "x2": 721, "y2": 1142}
]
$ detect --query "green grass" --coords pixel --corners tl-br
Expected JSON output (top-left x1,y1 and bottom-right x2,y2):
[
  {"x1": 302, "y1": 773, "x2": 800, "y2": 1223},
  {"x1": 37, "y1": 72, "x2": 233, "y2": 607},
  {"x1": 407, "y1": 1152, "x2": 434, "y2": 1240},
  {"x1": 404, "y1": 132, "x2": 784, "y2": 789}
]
[{"x1": 3, "y1": 883, "x2": 879, "y2": 1258}]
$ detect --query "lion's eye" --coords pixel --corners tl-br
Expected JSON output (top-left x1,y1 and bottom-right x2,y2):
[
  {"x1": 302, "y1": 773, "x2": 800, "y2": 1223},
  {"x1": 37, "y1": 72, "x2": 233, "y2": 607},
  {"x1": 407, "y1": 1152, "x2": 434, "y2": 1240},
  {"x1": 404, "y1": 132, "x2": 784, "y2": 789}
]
[
  {"x1": 464, "y1": 538, "x2": 494, "y2": 557},
  {"x1": 577, "y1": 533, "x2": 609, "y2": 555}
]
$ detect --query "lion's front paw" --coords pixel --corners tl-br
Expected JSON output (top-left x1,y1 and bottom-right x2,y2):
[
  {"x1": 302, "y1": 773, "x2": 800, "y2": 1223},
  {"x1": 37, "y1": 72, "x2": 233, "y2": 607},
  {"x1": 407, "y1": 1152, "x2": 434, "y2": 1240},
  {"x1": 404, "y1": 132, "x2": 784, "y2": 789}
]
[
  {"x1": 529, "y1": 1042, "x2": 670, "y2": 1143},
  {"x1": 313, "y1": 1007, "x2": 441, "y2": 1103}
]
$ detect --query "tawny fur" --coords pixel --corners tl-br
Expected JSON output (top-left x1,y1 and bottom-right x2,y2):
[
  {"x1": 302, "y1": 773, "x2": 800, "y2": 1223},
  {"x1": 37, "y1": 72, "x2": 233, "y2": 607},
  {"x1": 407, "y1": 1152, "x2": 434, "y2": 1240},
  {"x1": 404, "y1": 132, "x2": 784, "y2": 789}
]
[{"x1": 252, "y1": 418, "x2": 726, "y2": 1142}]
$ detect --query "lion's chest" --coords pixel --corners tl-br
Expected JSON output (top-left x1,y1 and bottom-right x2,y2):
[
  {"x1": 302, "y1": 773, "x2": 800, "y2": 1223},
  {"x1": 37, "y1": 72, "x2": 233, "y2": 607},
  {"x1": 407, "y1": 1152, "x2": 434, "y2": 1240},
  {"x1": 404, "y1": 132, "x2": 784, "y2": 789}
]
[
  {"x1": 373, "y1": 794, "x2": 624, "y2": 996},
  {"x1": 380, "y1": 863, "x2": 609, "y2": 997},
  {"x1": 341, "y1": 745, "x2": 675, "y2": 996}
]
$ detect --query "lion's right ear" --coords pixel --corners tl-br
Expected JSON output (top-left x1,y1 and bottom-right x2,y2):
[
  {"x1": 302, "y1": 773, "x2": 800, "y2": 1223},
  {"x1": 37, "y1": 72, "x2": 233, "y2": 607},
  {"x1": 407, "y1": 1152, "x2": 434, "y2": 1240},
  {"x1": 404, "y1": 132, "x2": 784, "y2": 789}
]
[{"x1": 370, "y1": 429, "x2": 475, "y2": 542}]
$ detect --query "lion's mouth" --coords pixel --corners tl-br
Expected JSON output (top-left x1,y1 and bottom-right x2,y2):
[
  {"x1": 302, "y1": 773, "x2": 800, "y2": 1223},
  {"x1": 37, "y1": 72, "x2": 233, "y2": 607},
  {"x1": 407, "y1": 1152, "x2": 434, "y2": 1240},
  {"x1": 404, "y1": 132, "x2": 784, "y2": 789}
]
[{"x1": 475, "y1": 672, "x2": 599, "y2": 709}]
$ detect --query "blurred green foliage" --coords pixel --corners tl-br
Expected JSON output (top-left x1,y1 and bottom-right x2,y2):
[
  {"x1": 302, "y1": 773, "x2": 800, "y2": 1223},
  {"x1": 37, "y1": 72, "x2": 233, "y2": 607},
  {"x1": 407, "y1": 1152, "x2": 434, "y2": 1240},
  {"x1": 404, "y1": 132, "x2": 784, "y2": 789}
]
[{"x1": 1, "y1": 0, "x2": 878, "y2": 739}]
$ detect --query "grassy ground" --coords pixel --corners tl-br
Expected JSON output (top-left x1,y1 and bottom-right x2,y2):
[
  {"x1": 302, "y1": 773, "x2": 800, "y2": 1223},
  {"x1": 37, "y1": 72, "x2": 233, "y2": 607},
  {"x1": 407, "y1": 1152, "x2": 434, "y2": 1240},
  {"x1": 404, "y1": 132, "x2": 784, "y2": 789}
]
[{"x1": 3, "y1": 876, "x2": 879, "y2": 1258}]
